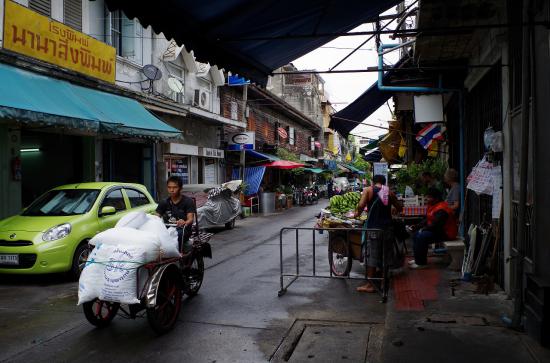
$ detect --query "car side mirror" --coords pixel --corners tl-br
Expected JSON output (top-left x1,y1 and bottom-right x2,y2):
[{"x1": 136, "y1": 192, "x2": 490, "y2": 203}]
[{"x1": 99, "y1": 206, "x2": 116, "y2": 216}]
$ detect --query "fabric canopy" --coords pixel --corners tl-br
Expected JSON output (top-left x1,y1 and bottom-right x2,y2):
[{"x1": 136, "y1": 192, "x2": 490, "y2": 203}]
[
  {"x1": 363, "y1": 148, "x2": 383, "y2": 162},
  {"x1": 303, "y1": 167, "x2": 324, "y2": 174},
  {"x1": 0, "y1": 63, "x2": 181, "y2": 140},
  {"x1": 262, "y1": 160, "x2": 305, "y2": 169},
  {"x1": 245, "y1": 149, "x2": 279, "y2": 161},
  {"x1": 105, "y1": 0, "x2": 400, "y2": 85},
  {"x1": 340, "y1": 163, "x2": 366, "y2": 175},
  {"x1": 329, "y1": 55, "x2": 411, "y2": 137}
]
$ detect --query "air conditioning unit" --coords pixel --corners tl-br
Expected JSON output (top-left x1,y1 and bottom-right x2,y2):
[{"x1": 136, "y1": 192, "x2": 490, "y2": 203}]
[{"x1": 193, "y1": 89, "x2": 210, "y2": 110}]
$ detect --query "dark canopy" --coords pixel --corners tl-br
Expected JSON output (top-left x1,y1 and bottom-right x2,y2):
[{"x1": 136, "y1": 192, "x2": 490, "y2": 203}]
[
  {"x1": 329, "y1": 55, "x2": 410, "y2": 137},
  {"x1": 105, "y1": 0, "x2": 400, "y2": 85}
]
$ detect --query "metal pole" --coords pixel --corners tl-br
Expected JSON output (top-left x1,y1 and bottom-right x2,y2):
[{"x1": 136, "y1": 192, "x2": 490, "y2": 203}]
[
  {"x1": 459, "y1": 90, "x2": 465, "y2": 237},
  {"x1": 295, "y1": 229, "x2": 300, "y2": 276},
  {"x1": 240, "y1": 84, "x2": 248, "y2": 180},
  {"x1": 312, "y1": 229, "x2": 316, "y2": 276},
  {"x1": 279, "y1": 229, "x2": 285, "y2": 295}
]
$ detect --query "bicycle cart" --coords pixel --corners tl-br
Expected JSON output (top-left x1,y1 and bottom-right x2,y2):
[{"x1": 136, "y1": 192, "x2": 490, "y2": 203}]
[
  {"x1": 328, "y1": 227, "x2": 393, "y2": 303},
  {"x1": 82, "y1": 200, "x2": 212, "y2": 335}
]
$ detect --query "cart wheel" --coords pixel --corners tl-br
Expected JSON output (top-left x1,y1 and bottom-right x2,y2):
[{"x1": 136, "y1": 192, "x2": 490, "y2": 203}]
[
  {"x1": 328, "y1": 236, "x2": 352, "y2": 276},
  {"x1": 82, "y1": 298, "x2": 120, "y2": 328},
  {"x1": 147, "y1": 269, "x2": 182, "y2": 335},
  {"x1": 184, "y1": 255, "x2": 204, "y2": 296}
]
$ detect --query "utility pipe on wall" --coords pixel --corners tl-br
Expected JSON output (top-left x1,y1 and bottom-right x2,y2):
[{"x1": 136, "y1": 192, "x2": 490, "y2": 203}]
[{"x1": 377, "y1": 42, "x2": 451, "y2": 93}]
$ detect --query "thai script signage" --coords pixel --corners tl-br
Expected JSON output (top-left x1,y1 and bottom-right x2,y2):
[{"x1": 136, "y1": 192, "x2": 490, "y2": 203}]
[
  {"x1": 200, "y1": 147, "x2": 224, "y2": 159},
  {"x1": 3, "y1": 0, "x2": 116, "y2": 83}
]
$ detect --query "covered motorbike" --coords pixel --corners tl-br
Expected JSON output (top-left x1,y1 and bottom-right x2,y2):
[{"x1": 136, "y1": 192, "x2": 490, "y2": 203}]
[{"x1": 196, "y1": 181, "x2": 241, "y2": 230}]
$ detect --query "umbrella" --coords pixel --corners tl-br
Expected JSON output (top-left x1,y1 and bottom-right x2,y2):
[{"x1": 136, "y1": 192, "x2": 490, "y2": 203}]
[{"x1": 262, "y1": 160, "x2": 305, "y2": 169}]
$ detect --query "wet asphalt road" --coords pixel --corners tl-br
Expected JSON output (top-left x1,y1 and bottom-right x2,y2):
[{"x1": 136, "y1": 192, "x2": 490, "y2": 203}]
[{"x1": 0, "y1": 202, "x2": 386, "y2": 362}]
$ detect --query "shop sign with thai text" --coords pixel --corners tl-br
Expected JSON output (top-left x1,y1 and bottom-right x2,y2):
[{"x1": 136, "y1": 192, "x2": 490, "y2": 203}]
[
  {"x1": 3, "y1": 0, "x2": 116, "y2": 83},
  {"x1": 200, "y1": 147, "x2": 224, "y2": 159}
]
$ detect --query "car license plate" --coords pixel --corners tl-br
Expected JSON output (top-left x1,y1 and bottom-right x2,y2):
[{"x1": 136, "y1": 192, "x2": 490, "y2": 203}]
[{"x1": 0, "y1": 254, "x2": 19, "y2": 265}]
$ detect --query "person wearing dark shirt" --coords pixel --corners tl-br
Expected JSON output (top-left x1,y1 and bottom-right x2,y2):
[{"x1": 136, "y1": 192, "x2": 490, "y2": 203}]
[
  {"x1": 155, "y1": 176, "x2": 196, "y2": 251},
  {"x1": 409, "y1": 187, "x2": 458, "y2": 269},
  {"x1": 354, "y1": 174, "x2": 402, "y2": 293}
]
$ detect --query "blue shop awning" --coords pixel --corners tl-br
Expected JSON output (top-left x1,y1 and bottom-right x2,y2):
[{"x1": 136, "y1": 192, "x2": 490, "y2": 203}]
[
  {"x1": 105, "y1": 0, "x2": 400, "y2": 85},
  {"x1": 0, "y1": 63, "x2": 181, "y2": 140},
  {"x1": 329, "y1": 56, "x2": 411, "y2": 137},
  {"x1": 245, "y1": 149, "x2": 280, "y2": 161}
]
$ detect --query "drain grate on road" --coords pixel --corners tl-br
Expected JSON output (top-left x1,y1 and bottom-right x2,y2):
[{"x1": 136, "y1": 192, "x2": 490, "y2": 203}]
[{"x1": 270, "y1": 320, "x2": 383, "y2": 363}]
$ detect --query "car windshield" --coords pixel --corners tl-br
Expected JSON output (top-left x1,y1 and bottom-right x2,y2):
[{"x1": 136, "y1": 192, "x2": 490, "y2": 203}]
[{"x1": 22, "y1": 189, "x2": 100, "y2": 216}]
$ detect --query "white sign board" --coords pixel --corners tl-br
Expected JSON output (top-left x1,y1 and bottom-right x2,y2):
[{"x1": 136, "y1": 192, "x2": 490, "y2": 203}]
[
  {"x1": 165, "y1": 143, "x2": 199, "y2": 156},
  {"x1": 227, "y1": 132, "x2": 255, "y2": 150},
  {"x1": 414, "y1": 94, "x2": 444, "y2": 123},
  {"x1": 200, "y1": 147, "x2": 224, "y2": 159},
  {"x1": 373, "y1": 162, "x2": 389, "y2": 184}
]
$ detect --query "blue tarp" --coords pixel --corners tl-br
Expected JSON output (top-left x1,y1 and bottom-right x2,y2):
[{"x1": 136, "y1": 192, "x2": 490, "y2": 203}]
[
  {"x1": 324, "y1": 160, "x2": 338, "y2": 171},
  {"x1": 231, "y1": 166, "x2": 266, "y2": 195},
  {"x1": 105, "y1": 0, "x2": 400, "y2": 85},
  {"x1": 0, "y1": 63, "x2": 181, "y2": 140}
]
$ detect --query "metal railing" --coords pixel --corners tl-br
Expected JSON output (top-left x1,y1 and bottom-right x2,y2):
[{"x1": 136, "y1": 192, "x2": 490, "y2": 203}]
[{"x1": 278, "y1": 227, "x2": 390, "y2": 302}]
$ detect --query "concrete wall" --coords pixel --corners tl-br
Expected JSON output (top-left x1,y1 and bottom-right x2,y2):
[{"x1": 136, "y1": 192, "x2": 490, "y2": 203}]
[
  {"x1": 86, "y1": 0, "x2": 221, "y2": 115},
  {"x1": 0, "y1": 125, "x2": 22, "y2": 219},
  {"x1": 219, "y1": 86, "x2": 318, "y2": 156}
]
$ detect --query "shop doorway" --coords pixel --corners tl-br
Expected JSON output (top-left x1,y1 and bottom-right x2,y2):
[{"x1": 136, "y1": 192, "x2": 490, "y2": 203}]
[
  {"x1": 20, "y1": 130, "x2": 85, "y2": 207},
  {"x1": 103, "y1": 140, "x2": 154, "y2": 192}
]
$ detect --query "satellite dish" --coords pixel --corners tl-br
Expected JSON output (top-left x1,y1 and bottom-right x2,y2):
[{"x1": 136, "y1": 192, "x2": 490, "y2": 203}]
[
  {"x1": 142, "y1": 64, "x2": 162, "y2": 80},
  {"x1": 167, "y1": 77, "x2": 184, "y2": 93}
]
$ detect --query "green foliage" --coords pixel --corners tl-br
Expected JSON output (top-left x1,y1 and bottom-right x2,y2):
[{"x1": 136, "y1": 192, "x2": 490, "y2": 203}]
[
  {"x1": 352, "y1": 157, "x2": 371, "y2": 176},
  {"x1": 395, "y1": 158, "x2": 448, "y2": 195},
  {"x1": 276, "y1": 148, "x2": 304, "y2": 175},
  {"x1": 276, "y1": 148, "x2": 301, "y2": 162}
]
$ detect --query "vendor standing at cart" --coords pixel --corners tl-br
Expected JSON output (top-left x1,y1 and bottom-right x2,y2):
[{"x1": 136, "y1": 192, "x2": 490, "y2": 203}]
[
  {"x1": 155, "y1": 176, "x2": 196, "y2": 251},
  {"x1": 354, "y1": 174, "x2": 402, "y2": 293}
]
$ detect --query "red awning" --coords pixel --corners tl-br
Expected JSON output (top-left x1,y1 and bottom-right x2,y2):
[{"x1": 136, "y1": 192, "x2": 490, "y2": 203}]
[{"x1": 262, "y1": 160, "x2": 305, "y2": 169}]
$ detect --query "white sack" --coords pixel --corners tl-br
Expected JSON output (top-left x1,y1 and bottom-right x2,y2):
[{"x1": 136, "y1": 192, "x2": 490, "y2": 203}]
[
  {"x1": 115, "y1": 211, "x2": 148, "y2": 229},
  {"x1": 138, "y1": 215, "x2": 180, "y2": 258},
  {"x1": 77, "y1": 243, "x2": 115, "y2": 305},
  {"x1": 99, "y1": 245, "x2": 147, "y2": 304},
  {"x1": 89, "y1": 227, "x2": 161, "y2": 261}
]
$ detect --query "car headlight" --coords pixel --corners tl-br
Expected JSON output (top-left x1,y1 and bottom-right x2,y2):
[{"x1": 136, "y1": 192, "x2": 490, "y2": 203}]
[{"x1": 42, "y1": 223, "x2": 72, "y2": 242}]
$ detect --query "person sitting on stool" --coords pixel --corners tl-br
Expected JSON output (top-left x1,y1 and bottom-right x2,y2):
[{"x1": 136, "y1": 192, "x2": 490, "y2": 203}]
[{"x1": 409, "y1": 187, "x2": 457, "y2": 269}]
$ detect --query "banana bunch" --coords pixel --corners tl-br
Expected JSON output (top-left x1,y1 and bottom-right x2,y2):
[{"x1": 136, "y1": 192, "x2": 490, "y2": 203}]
[{"x1": 329, "y1": 192, "x2": 361, "y2": 215}]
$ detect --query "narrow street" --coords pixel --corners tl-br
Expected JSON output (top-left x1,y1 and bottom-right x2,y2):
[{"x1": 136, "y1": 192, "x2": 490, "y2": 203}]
[{"x1": 0, "y1": 203, "x2": 387, "y2": 363}]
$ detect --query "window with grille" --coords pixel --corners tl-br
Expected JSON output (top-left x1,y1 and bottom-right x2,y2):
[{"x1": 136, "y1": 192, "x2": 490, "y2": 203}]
[
  {"x1": 64, "y1": 0, "x2": 82, "y2": 31},
  {"x1": 104, "y1": 9, "x2": 144, "y2": 64},
  {"x1": 29, "y1": 0, "x2": 51, "y2": 17}
]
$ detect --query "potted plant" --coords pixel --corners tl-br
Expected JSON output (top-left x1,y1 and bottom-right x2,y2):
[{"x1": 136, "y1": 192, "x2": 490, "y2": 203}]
[{"x1": 283, "y1": 185, "x2": 293, "y2": 209}]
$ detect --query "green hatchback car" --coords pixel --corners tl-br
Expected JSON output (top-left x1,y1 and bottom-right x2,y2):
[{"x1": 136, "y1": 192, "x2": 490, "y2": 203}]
[{"x1": 0, "y1": 182, "x2": 157, "y2": 277}]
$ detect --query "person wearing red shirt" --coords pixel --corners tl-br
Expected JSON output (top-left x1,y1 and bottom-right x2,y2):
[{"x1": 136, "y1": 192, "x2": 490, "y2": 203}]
[{"x1": 409, "y1": 187, "x2": 457, "y2": 269}]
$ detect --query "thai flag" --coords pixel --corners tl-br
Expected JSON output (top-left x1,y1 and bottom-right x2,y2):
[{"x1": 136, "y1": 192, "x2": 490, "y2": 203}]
[{"x1": 416, "y1": 123, "x2": 446, "y2": 149}]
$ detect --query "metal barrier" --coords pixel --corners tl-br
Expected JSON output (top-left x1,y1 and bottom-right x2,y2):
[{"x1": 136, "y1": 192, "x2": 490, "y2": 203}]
[{"x1": 278, "y1": 227, "x2": 390, "y2": 302}]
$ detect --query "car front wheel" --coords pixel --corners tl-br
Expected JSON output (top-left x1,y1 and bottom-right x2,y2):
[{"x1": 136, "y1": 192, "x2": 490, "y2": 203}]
[{"x1": 70, "y1": 242, "x2": 90, "y2": 280}]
